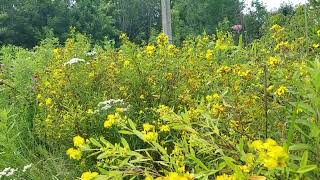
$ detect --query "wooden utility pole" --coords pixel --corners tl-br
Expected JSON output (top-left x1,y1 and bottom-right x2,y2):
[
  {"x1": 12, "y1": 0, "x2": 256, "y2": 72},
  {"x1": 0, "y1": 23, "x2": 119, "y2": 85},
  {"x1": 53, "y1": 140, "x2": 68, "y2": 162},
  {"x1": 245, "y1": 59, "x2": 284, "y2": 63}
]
[{"x1": 161, "y1": 0, "x2": 173, "y2": 43}]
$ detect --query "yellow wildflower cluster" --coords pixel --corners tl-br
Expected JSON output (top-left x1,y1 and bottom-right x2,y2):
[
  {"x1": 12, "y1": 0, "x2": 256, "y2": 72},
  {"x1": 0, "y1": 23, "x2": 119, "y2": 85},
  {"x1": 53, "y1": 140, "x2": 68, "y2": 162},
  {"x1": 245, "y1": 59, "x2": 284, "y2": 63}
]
[
  {"x1": 119, "y1": 33, "x2": 129, "y2": 42},
  {"x1": 167, "y1": 44, "x2": 177, "y2": 56},
  {"x1": 215, "y1": 174, "x2": 236, "y2": 180},
  {"x1": 250, "y1": 139, "x2": 288, "y2": 170},
  {"x1": 171, "y1": 145, "x2": 187, "y2": 173},
  {"x1": 153, "y1": 172, "x2": 194, "y2": 180},
  {"x1": 268, "y1": 56, "x2": 281, "y2": 66},
  {"x1": 270, "y1": 24, "x2": 284, "y2": 33},
  {"x1": 104, "y1": 113, "x2": 122, "y2": 128},
  {"x1": 275, "y1": 85, "x2": 287, "y2": 97},
  {"x1": 206, "y1": 93, "x2": 220, "y2": 102},
  {"x1": 142, "y1": 123, "x2": 158, "y2": 141},
  {"x1": 270, "y1": 24, "x2": 285, "y2": 40},
  {"x1": 211, "y1": 103, "x2": 224, "y2": 117},
  {"x1": 73, "y1": 135, "x2": 85, "y2": 147},
  {"x1": 205, "y1": 49, "x2": 214, "y2": 60},
  {"x1": 237, "y1": 70, "x2": 250, "y2": 77},
  {"x1": 146, "y1": 45, "x2": 156, "y2": 55},
  {"x1": 218, "y1": 66, "x2": 232, "y2": 75},
  {"x1": 274, "y1": 41, "x2": 291, "y2": 52},
  {"x1": 157, "y1": 33, "x2": 169, "y2": 47},
  {"x1": 157, "y1": 105, "x2": 173, "y2": 120},
  {"x1": 66, "y1": 147, "x2": 82, "y2": 160},
  {"x1": 159, "y1": 125, "x2": 170, "y2": 132},
  {"x1": 67, "y1": 135, "x2": 86, "y2": 160},
  {"x1": 81, "y1": 171, "x2": 99, "y2": 180},
  {"x1": 53, "y1": 48, "x2": 61, "y2": 59}
]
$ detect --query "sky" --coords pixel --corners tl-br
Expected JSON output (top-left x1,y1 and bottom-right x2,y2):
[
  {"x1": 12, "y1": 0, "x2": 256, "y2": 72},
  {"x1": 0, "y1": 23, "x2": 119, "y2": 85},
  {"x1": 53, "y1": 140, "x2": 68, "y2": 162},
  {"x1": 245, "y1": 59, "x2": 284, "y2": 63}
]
[{"x1": 245, "y1": 0, "x2": 308, "y2": 11}]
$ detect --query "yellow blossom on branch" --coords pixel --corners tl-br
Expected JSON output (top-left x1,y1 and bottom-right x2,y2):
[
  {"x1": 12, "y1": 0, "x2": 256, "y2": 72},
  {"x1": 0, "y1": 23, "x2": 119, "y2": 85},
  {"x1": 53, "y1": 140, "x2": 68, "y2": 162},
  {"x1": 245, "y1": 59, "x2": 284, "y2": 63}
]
[
  {"x1": 81, "y1": 171, "x2": 99, "y2": 180},
  {"x1": 66, "y1": 148, "x2": 82, "y2": 160},
  {"x1": 275, "y1": 85, "x2": 287, "y2": 97},
  {"x1": 73, "y1": 135, "x2": 85, "y2": 147}
]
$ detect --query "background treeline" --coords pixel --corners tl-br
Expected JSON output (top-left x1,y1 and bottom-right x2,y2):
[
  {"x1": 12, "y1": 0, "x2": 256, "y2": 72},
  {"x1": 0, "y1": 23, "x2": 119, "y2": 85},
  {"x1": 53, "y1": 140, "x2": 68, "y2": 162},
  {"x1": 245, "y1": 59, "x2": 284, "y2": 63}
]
[{"x1": 0, "y1": 0, "x2": 305, "y2": 48}]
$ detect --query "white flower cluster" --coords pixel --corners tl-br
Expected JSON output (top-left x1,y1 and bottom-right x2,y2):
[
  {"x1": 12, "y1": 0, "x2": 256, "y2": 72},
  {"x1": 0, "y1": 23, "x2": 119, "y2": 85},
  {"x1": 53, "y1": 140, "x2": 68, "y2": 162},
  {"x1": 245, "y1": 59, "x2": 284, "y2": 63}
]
[
  {"x1": 94, "y1": 99, "x2": 128, "y2": 114},
  {"x1": 64, "y1": 58, "x2": 89, "y2": 66},
  {"x1": 0, "y1": 164, "x2": 32, "y2": 178},
  {"x1": 85, "y1": 50, "x2": 97, "y2": 56}
]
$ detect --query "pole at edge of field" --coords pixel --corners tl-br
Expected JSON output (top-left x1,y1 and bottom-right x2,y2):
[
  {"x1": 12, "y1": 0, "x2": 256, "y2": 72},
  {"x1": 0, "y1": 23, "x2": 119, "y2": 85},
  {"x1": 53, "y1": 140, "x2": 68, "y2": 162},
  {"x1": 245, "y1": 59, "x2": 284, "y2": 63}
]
[{"x1": 161, "y1": 0, "x2": 173, "y2": 44}]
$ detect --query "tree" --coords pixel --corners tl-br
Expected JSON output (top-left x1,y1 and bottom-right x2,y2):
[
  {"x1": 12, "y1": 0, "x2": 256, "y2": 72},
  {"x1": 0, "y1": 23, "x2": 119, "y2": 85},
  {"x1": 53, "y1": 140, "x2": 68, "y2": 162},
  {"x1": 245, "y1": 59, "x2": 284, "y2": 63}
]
[
  {"x1": 172, "y1": 0, "x2": 244, "y2": 43},
  {"x1": 111, "y1": 0, "x2": 161, "y2": 42},
  {"x1": 244, "y1": 0, "x2": 269, "y2": 42},
  {"x1": 69, "y1": 0, "x2": 117, "y2": 42},
  {"x1": 0, "y1": 0, "x2": 71, "y2": 48}
]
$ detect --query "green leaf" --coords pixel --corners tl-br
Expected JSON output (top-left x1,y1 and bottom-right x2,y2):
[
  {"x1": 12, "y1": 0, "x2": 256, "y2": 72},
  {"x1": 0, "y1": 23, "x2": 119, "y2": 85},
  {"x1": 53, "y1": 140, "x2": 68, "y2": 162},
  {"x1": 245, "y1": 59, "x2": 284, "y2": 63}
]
[
  {"x1": 90, "y1": 138, "x2": 102, "y2": 147},
  {"x1": 300, "y1": 151, "x2": 308, "y2": 167},
  {"x1": 121, "y1": 138, "x2": 130, "y2": 150},
  {"x1": 296, "y1": 165, "x2": 317, "y2": 174},
  {"x1": 127, "y1": 119, "x2": 137, "y2": 130},
  {"x1": 289, "y1": 144, "x2": 312, "y2": 151},
  {"x1": 119, "y1": 130, "x2": 134, "y2": 135},
  {"x1": 189, "y1": 153, "x2": 209, "y2": 171}
]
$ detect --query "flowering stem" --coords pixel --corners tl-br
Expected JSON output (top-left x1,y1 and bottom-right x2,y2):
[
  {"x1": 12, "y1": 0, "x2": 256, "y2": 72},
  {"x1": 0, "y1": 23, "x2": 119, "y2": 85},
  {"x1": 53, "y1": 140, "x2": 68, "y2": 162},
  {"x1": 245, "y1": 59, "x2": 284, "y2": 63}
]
[{"x1": 263, "y1": 65, "x2": 268, "y2": 139}]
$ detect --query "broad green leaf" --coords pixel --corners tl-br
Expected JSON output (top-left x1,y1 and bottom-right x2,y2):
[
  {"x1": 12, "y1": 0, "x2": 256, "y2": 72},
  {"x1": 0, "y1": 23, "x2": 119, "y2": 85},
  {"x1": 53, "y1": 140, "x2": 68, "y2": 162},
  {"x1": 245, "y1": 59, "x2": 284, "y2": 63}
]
[
  {"x1": 296, "y1": 165, "x2": 317, "y2": 174},
  {"x1": 90, "y1": 138, "x2": 102, "y2": 147}
]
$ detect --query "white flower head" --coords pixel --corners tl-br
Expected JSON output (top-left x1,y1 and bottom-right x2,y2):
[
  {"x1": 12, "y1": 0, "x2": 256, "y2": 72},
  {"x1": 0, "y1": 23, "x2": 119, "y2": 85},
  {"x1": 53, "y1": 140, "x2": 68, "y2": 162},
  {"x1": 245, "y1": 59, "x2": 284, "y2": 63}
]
[
  {"x1": 94, "y1": 99, "x2": 127, "y2": 114},
  {"x1": 85, "y1": 50, "x2": 97, "y2": 56},
  {"x1": 64, "y1": 58, "x2": 88, "y2": 66},
  {"x1": 0, "y1": 167, "x2": 18, "y2": 177},
  {"x1": 23, "y1": 163, "x2": 32, "y2": 172}
]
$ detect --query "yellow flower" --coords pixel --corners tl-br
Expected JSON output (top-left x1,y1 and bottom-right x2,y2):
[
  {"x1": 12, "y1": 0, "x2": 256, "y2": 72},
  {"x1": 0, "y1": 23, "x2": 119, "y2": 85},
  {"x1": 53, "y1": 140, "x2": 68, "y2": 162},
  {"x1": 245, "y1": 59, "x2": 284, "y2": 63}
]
[
  {"x1": 270, "y1": 24, "x2": 284, "y2": 32},
  {"x1": 218, "y1": 66, "x2": 232, "y2": 75},
  {"x1": 45, "y1": 98, "x2": 53, "y2": 107},
  {"x1": 81, "y1": 171, "x2": 99, "y2": 180},
  {"x1": 155, "y1": 172, "x2": 194, "y2": 180},
  {"x1": 275, "y1": 85, "x2": 287, "y2": 97},
  {"x1": 66, "y1": 148, "x2": 82, "y2": 160},
  {"x1": 263, "y1": 158, "x2": 278, "y2": 170},
  {"x1": 104, "y1": 113, "x2": 121, "y2": 128},
  {"x1": 237, "y1": 70, "x2": 250, "y2": 77},
  {"x1": 160, "y1": 125, "x2": 170, "y2": 132},
  {"x1": 87, "y1": 109, "x2": 94, "y2": 114},
  {"x1": 211, "y1": 104, "x2": 224, "y2": 116},
  {"x1": 263, "y1": 138, "x2": 278, "y2": 148},
  {"x1": 313, "y1": 43, "x2": 320, "y2": 49},
  {"x1": 268, "y1": 56, "x2": 281, "y2": 66},
  {"x1": 267, "y1": 146, "x2": 285, "y2": 158},
  {"x1": 251, "y1": 140, "x2": 263, "y2": 150},
  {"x1": 116, "y1": 108, "x2": 125, "y2": 113},
  {"x1": 240, "y1": 165, "x2": 251, "y2": 173},
  {"x1": 140, "y1": 94, "x2": 145, "y2": 99},
  {"x1": 157, "y1": 33, "x2": 169, "y2": 46},
  {"x1": 73, "y1": 135, "x2": 85, "y2": 147},
  {"x1": 143, "y1": 132, "x2": 158, "y2": 141},
  {"x1": 36, "y1": 94, "x2": 42, "y2": 101},
  {"x1": 274, "y1": 41, "x2": 291, "y2": 51},
  {"x1": 145, "y1": 176, "x2": 153, "y2": 180},
  {"x1": 168, "y1": 44, "x2": 177, "y2": 55},
  {"x1": 88, "y1": 72, "x2": 95, "y2": 78},
  {"x1": 120, "y1": 33, "x2": 129, "y2": 42},
  {"x1": 296, "y1": 108, "x2": 303, "y2": 114},
  {"x1": 216, "y1": 174, "x2": 236, "y2": 180},
  {"x1": 123, "y1": 60, "x2": 130, "y2": 67},
  {"x1": 143, "y1": 123, "x2": 154, "y2": 132},
  {"x1": 267, "y1": 85, "x2": 274, "y2": 92},
  {"x1": 146, "y1": 45, "x2": 156, "y2": 55},
  {"x1": 205, "y1": 49, "x2": 214, "y2": 60}
]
